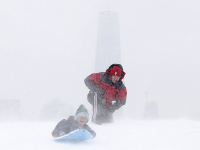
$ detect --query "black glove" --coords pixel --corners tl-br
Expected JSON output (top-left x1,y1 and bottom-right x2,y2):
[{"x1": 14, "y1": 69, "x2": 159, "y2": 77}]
[
  {"x1": 87, "y1": 91, "x2": 95, "y2": 105},
  {"x1": 108, "y1": 101, "x2": 122, "y2": 113},
  {"x1": 108, "y1": 106, "x2": 116, "y2": 113},
  {"x1": 104, "y1": 104, "x2": 116, "y2": 113}
]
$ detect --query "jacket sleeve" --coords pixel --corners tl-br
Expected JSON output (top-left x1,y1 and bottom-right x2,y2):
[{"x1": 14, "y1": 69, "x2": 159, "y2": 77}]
[
  {"x1": 110, "y1": 87, "x2": 127, "y2": 111},
  {"x1": 51, "y1": 119, "x2": 68, "y2": 138},
  {"x1": 83, "y1": 124, "x2": 96, "y2": 138},
  {"x1": 84, "y1": 73, "x2": 102, "y2": 92},
  {"x1": 51, "y1": 117, "x2": 78, "y2": 138}
]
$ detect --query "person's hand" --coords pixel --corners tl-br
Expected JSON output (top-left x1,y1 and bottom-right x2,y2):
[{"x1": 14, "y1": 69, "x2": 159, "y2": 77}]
[
  {"x1": 112, "y1": 101, "x2": 122, "y2": 109},
  {"x1": 103, "y1": 105, "x2": 116, "y2": 113},
  {"x1": 108, "y1": 101, "x2": 122, "y2": 113},
  {"x1": 109, "y1": 106, "x2": 116, "y2": 113}
]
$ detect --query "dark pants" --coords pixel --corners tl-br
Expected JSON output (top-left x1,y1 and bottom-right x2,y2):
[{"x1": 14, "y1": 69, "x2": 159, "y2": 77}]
[{"x1": 87, "y1": 92, "x2": 113, "y2": 123}]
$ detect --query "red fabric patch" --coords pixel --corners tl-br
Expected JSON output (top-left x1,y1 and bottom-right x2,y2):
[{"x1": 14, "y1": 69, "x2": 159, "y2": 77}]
[{"x1": 110, "y1": 66, "x2": 121, "y2": 77}]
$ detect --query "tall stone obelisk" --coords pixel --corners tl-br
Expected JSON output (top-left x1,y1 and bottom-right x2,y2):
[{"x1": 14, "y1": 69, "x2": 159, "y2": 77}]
[
  {"x1": 95, "y1": 11, "x2": 123, "y2": 119},
  {"x1": 95, "y1": 11, "x2": 121, "y2": 72}
]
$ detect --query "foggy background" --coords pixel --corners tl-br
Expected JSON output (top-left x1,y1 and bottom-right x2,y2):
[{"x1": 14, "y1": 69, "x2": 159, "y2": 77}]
[{"x1": 0, "y1": 0, "x2": 200, "y2": 121}]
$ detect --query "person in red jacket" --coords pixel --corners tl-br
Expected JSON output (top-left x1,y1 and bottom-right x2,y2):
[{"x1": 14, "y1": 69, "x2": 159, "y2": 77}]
[{"x1": 84, "y1": 64, "x2": 127, "y2": 125}]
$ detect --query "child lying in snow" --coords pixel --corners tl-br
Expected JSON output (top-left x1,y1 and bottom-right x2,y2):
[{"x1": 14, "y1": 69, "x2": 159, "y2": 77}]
[{"x1": 52, "y1": 104, "x2": 96, "y2": 138}]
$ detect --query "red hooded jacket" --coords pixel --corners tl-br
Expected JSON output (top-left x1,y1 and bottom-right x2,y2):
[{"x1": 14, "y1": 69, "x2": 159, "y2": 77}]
[{"x1": 84, "y1": 72, "x2": 127, "y2": 108}]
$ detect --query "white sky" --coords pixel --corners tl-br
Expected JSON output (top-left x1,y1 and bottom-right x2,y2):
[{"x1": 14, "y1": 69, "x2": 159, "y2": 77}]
[{"x1": 0, "y1": 0, "x2": 200, "y2": 120}]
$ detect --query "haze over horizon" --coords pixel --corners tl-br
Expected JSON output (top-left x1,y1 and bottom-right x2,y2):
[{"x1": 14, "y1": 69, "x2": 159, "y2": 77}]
[{"x1": 0, "y1": 0, "x2": 200, "y2": 121}]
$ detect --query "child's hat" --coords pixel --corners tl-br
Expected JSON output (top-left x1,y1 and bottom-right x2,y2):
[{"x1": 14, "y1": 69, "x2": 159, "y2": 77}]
[{"x1": 74, "y1": 104, "x2": 89, "y2": 121}]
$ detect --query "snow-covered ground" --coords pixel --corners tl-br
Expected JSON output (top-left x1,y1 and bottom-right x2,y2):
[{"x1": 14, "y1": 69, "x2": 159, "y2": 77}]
[{"x1": 1, "y1": 119, "x2": 200, "y2": 150}]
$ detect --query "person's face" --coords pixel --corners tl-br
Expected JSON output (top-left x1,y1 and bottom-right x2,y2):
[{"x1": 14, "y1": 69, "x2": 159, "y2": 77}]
[
  {"x1": 77, "y1": 117, "x2": 88, "y2": 126},
  {"x1": 111, "y1": 75, "x2": 120, "y2": 83}
]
